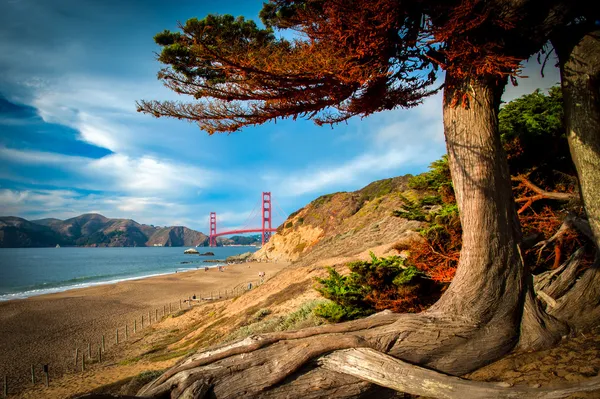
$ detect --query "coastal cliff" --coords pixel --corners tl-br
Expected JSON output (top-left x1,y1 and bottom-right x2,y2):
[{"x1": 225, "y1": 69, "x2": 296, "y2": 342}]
[{"x1": 253, "y1": 175, "x2": 425, "y2": 264}]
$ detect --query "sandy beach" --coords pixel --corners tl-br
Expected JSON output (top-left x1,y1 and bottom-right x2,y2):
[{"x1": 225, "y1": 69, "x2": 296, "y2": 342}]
[{"x1": 0, "y1": 261, "x2": 288, "y2": 394}]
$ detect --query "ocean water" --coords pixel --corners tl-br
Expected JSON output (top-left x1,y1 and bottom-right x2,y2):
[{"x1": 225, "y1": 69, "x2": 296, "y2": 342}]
[{"x1": 0, "y1": 246, "x2": 257, "y2": 301}]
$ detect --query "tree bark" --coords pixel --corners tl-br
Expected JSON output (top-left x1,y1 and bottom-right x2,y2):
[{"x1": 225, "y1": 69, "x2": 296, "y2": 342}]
[{"x1": 555, "y1": 29, "x2": 600, "y2": 251}]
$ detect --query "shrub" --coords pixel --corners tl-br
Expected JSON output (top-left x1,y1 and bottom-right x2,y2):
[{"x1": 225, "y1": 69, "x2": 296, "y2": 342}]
[
  {"x1": 314, "y1": 253, "x2": 443, "y2": 322},
  {"x1": 408, "y1": 156, "x2": 452, "y2": 192}
]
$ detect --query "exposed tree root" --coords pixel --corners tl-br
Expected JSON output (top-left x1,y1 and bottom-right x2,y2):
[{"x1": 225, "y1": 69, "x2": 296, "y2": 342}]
[
  {"x1": 320, "y1": 348, "x2": 600, "y2": 399},
  {"x1": 143, "y1": 311, "x2": 401, "y2": 391}
]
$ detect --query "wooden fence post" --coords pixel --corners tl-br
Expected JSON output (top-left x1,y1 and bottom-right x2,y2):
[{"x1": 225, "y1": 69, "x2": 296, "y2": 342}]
[
  {"x1": 125, "y1": 324, "x2": 128, "y2": 339},
  {"x1": 87, "y1": 342, "x2": 91, "y2": 359},
  {"x1": 148, "y1": 311, "x2": 151, "y2": 324},
  {"x1": 98, "y1": 346, "x2": 102, "y2": 362},
  {"x1": 74, "y1": 348, "x2": 78, "y2": 369},
  {"x1": 170, "y1": 303, "x2": 172, "y2": 313},
  {"x1": 179, "y1": 299, "x2": 182, "y2": 310},
  {"x1": 43, "y1": 365, "x2": 49, "y2": 387},
  {"x1": 156, "y1": 309, "x2": 158, "y2": 321},
  {"x1": 116, "y1": 328, "x2": 119, "y2": 344},
  {"x1": 102, "y1": 335, "x2": 105, "y2": 352},
  {"x1": 82, "y1": 352, "x2": 85, "y2": 372},
  {"x1": 134, "y1": 319, "x2": 137, "y2": 333},
  {"x1": 141, "y1": 315, "x2": 144, "y2": 328},
  {"x1": 31, "y1": 365, "x2": 35, "y2": 385}
]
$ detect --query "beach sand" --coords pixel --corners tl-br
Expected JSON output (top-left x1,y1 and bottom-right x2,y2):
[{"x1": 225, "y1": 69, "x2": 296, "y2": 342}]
[{"x1": 0, "y1": 261, "x2": 288, "y2": 395}]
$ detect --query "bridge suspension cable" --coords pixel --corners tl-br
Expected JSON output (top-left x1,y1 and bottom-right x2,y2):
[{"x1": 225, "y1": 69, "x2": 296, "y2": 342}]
[{"x1": 208, "y1": 192, "x2": 277, "y2": 247}]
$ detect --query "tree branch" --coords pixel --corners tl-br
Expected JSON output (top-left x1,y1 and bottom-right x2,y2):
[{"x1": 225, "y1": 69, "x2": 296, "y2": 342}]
[{"x1": 512, "y1": 175, "x2": 576, "y2": 214}]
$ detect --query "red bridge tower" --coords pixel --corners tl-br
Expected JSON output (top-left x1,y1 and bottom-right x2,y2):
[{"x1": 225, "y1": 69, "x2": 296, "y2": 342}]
[
  {"x1": 262, "y1": 191, "x2": 272, "y2": 246},
  {"x1": 208, "y1": 192, "x2": 276, "y2": 247},
  {"x1": 209, "y1": 212, "x2": 217, "y2": 247}
]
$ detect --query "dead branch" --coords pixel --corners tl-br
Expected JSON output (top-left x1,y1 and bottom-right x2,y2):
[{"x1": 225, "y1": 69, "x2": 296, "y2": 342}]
[
  {"x1": 536, "y1": 290, "x2": 557, "y2": 308},
  {"x1": 512, "y1": 175, "x2": 576, "y2": 214},
  {"x1": 320, "y1": 347, "x2": 600, "y2": 399}
]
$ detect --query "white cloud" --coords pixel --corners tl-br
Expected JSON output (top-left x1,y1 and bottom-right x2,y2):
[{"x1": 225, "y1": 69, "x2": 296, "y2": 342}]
[
  {"x1": 0, "y1": 146, "x2": 89, "y2": 166},
  {"x1": 0, "y1": 188, "x2": 207, "y2": 230},
  {"x1": 0, "y1": 148, "x2": 219, "y2": 197},
  {"x1": 76, "y1": 113, "x2": 122, "y2": 152},
  {"x1": 86, "y1": 153, "x2": 216, "y2": 194},
  {"x1": 268, "y1": 93, "x2": 445, "y2": 197}
]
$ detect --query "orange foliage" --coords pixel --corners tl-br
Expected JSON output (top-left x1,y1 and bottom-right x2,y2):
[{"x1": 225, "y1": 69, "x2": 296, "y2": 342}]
[
  {"x1": 519, "y1": 206, "x2": 589, "y2": 270},
  {"x1": 408, "y1": 224, "x2": 461, "y2": 283},
  {"x1": 365, "y1": 287, "x2": 425, "y2": 313}
]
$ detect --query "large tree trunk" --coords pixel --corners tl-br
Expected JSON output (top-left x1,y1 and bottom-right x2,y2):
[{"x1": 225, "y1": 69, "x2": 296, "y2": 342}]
[
  {"x1": 555, "y1": 29, "x2": 600, "y2": 250},
  {"x1": 126, "y1": 72, "x2": 540, "y2": 399}
]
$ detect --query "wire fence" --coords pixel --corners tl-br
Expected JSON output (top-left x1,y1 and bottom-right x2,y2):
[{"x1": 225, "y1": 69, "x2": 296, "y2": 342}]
[{"x1": 2, "y1": 276, "x2": 267, "y2": 397}]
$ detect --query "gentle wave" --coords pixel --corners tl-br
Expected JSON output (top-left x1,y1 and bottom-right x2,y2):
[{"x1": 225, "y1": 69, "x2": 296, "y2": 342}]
[{"x1": 0, "y1": 263, "x2": 225, "y2": 302}]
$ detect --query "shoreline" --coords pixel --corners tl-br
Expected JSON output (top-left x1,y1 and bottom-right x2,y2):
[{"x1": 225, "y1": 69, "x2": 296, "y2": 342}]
[
  {"x1": 0, "y1": 261, "x2": 288, "y2": 395},
  {"x1": 0, "y1": 262, "x2": 229, "y2": 302}
]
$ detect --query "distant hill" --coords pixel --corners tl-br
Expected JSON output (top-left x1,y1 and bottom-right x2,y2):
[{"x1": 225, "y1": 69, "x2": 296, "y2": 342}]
[
  {"x1": 0, "y1": 217, "x2": 70, "y2": 248},
  {"x1": 0, "y1": 213, "x2": 209, "y2": 248}
]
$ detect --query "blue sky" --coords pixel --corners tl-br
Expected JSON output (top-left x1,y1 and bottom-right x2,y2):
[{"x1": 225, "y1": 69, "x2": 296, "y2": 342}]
[{"x1": 0, "y1": 0, "x2": 560, "y2": 233}]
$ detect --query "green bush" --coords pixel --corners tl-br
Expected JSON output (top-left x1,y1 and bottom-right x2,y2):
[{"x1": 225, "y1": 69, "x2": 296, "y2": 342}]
[
  {"x1": 313, "y1": 301, "x2": 368, "y2": 323},
  {"x1": 408, "y1": 156, "x2": 451, "y2": 192},
  {"x1": 313, "y1": 253, "x2": 428, "y2": 322},
  {"x1": 392, "y1": 195, "x2": 428, "y2": 221}
]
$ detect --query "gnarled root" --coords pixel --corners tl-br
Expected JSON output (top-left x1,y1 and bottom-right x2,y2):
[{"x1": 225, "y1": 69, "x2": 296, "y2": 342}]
[
  {"x1": 135, "y1": 309, "x2": 525, "y2": 399},
  {"x1": 320, "y1": 348, "x2": 600, "y2": 399}
]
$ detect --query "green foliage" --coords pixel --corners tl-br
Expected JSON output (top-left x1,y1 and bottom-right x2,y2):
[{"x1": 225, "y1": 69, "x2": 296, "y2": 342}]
[
  {"x1": 251, "y1": 308, "x2": 272, "y2": 323},
  {"x1": 408, "y1": 156, "x2": 452, "y2": 192},
  {"x1": 155, "y1": 14, "x2": 276, "y2": 82},
  {"x1": 311, "y1": 193, "x2": 337, "y2": 208},
  {"x1": 499, "y1": 86, "x2": 572, "y2": 175},
  {"x1": 357, "y1": 178, "x2": 396, "y2": 205},
  {"x1": 288, "y1": 209, "x2": 302, "y2": 219},
  {"x1": 393, "y1": 195, "x2": 427, "y2": 221},
  {"x1": 227, "y1": 300, "x2": 327, "y2": 342},
  {"x1": 314, "y1": 267, "x2": 369, "y2": 309},
  {"x1": 314, "y1": 254, "x2": 428, "y2": 322},
  {"x1": 313, "y1": 301, "x2": 368, "y2": 323},
  {"x1": 420, "y1": 195, "x2": 443, "y2": 206},
  {"x1": 392, "y1": 265, "x2": 421, "y2": 286}
]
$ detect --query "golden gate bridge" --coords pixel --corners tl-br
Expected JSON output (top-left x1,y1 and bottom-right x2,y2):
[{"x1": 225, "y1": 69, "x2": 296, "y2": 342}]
[{"x1": 208, "y1": 192, "x2": 281, "y2": 247}]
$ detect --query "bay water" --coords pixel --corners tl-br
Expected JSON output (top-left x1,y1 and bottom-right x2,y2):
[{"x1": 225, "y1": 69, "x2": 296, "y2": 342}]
[{"x1": 0, "y1": 246, "x2": 257, "y2": 301}]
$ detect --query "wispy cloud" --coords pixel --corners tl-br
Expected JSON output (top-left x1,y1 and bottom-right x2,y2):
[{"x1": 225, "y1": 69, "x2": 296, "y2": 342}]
[
  {"x1": 266, "y1": 93, "x2": 445, "y2": 197},
  {"x1": 0, "y1": 147, "x2": 219, "y2": 197},
  {"x1": 0, "y1": 188, "x2": 206, "y2": 229}
]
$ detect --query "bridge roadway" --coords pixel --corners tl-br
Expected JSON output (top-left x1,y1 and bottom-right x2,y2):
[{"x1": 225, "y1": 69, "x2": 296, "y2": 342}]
[{"x1": 211, "y1": 228, "x2": 278, "y2": 238}]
